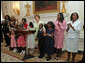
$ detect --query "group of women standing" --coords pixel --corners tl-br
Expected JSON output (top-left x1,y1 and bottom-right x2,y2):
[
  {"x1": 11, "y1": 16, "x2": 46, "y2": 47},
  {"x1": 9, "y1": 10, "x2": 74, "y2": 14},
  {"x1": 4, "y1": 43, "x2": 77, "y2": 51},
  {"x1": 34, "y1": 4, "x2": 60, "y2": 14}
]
[
  {"x1": 33, "y1": 12, "x2": 82, "y2": 62},
  {"x1": 1, "y1": 12, "x2": 82, "y2": 62},
  {"x1": 55, "y1": 12, "x2": 82, "y2": 62}
]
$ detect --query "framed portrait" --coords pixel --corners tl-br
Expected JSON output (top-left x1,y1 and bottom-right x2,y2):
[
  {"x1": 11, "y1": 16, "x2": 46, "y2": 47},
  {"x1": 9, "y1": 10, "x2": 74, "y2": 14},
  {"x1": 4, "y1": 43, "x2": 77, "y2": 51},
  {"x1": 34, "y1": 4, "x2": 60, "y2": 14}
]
[{"x1": 33, "y1": 1, "x2": 60, "y2": 14}]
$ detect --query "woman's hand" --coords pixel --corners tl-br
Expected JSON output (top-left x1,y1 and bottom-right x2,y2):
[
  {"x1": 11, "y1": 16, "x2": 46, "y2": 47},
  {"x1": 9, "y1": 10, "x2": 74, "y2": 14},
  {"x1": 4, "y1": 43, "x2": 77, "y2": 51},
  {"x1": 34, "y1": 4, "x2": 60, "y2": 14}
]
[
  {"x1": 69, "y1": 23, "x2": 75, "y2": 31},
  {"x1": 24, "y1": 28, "x2": 29, "y2": 31},
  {"x1": 47, "y1": 33, "x2": 54, "y2": 37},
  {"x1": 43, "y1": 33, "x2": 47, "y2": 36},
  {"x1": 67, "y1": 23, "x2": 70, "y2": 27},
  {"x1": 7, "y1": 33, "x2": 10, "y2": 37},
  {"x1": 55, "y1": 29, "x2": 58, "y2": 31},
  {"x1": 66, "y1": 26, "x2": 70, "y2": 32},
  {"x1": 69, "y1": 23, "x2": 72, "y2": 27},
  {"x1": 7, "y1": 33, "x2": 9, "y2": 36},
  {"x1": 43, "y1": 30, "x2": 46, "y2": 33},
  {"x1": 66, "y1": 23, "x2": 71, "y2": 32},
  {"x1": 35, "y1": 38, "x2": 38, "y2": 41},
  {"x1": 43, "y1": 30, "x2": 47, "y2": 36},
  {"x1": 58, "y1": 22, "x2": 60, "y2": 27}
]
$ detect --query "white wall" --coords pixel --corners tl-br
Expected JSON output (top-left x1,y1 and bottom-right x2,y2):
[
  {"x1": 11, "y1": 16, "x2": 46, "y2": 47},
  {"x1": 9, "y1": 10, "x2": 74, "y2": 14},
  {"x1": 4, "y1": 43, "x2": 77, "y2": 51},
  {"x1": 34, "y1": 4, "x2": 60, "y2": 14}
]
[
  {"x1": 19, "y1": 1, "x2": 84, "y2": 24},
  {"x1": 66, "y1": 1, "x2": 84, "y2": 25},
  {"x1": 1, "y1": 1, "x2": 84, "y2": 27},
  {"x1": 79, "y1": 1, "x2": 84, "y2": 25},
  {"x1": 1, "y1": 1, "x2": 84, "y2": 24}
]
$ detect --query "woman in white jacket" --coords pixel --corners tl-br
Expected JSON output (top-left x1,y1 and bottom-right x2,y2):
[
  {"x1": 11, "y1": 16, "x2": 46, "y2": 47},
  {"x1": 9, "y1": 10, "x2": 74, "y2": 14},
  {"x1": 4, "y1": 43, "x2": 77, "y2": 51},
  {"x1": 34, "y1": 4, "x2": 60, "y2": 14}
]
[{"x1": 65, "y1": 12, "x2": 82, "y2": 62}]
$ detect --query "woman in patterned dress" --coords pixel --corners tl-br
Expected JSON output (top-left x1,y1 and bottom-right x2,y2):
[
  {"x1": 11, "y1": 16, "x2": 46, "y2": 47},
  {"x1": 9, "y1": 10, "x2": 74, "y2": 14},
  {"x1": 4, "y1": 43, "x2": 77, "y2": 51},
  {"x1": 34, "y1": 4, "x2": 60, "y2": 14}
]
[{"x1": 53, "y1": 13, "x2": 66, "y2": 60}]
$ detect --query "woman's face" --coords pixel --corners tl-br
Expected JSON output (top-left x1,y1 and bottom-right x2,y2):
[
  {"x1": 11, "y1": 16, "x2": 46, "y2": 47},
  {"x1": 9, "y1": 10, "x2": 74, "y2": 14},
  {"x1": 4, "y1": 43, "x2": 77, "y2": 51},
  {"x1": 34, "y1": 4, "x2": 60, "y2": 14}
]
[
  {"x1": 35, "y1": 16, "x2": 40, "y2": 22},
  {"x1": 57, "y1": 14, "x2": 61, "y2": 20},
  {"x1": 39, "y1": 24, "x2": 43, "y2": 29},
  {"x1": 47, "y1": 23, "x2": 51, "y2": 28},
  {"x1": 5, "y1": 16, "x2": 9, "y2": 20},
  {"x1": 18, "y1": 26, "x2": 20, "y2": 29},
  {"x1": 22, "y1": 20, "x2": 25, "y2": 24},
  {"x1": 72, "y1": 13, "x2": 77, "y2": 21}
]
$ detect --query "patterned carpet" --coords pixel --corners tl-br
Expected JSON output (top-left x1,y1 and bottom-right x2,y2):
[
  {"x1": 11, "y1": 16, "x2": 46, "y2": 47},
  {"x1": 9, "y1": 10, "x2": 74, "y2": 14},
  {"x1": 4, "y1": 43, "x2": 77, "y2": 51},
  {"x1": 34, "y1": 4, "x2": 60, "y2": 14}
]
[
  {"x1": 1, "y1": 52, "x2": 23, "y2": 62},
  {"x1": 1, "y1": 40, "x2": 83, "y2": 62}
]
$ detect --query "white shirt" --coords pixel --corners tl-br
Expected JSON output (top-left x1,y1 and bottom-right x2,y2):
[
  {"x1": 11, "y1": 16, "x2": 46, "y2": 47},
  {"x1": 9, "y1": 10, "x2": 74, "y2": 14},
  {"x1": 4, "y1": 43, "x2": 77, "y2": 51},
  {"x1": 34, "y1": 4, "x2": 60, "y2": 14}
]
[
  {"x1": 34, "y1": 20, "x2": 45, "y2": 37},
  {"x1": 66, "y1": 20, "x2": 82, "y2": 38},
  {"x1": 39, "y1": 28, "x2": 43, "y2": 32}
]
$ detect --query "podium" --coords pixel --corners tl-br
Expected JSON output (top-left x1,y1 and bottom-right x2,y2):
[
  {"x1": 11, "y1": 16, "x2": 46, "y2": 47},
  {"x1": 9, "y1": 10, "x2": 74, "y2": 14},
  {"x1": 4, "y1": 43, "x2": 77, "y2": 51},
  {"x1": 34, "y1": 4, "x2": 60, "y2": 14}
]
[
  {"x1": 15, "y1": 30, "x2": 36, "y2": 35},
  {"x1": 15, "y1": 30, "x2": 36, "y2": 60}
]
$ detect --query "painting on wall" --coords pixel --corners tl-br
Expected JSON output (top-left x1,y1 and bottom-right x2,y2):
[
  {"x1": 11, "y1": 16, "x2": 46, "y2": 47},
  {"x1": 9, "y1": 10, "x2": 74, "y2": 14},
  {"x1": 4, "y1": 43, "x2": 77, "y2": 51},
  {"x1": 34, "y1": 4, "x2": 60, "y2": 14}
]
[{"x1": 33, "y1": 1, "x2": 60, "y2": 14}]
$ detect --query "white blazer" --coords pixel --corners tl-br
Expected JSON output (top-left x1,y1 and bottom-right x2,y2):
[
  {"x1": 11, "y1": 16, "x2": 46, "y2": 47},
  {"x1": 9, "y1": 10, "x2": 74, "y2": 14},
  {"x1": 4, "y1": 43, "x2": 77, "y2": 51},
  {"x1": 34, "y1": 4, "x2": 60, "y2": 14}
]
[{"x1": 66, "y1": 20, "x2": 82, "y2": 38}]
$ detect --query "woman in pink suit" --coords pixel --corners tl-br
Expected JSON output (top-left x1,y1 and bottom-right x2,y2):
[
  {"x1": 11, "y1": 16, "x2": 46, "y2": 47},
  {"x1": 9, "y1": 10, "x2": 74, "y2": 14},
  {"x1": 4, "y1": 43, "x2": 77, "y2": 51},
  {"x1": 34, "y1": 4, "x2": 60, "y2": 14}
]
[{"x1": 53, "y1": 13, "x2": 66, "y2": 60}]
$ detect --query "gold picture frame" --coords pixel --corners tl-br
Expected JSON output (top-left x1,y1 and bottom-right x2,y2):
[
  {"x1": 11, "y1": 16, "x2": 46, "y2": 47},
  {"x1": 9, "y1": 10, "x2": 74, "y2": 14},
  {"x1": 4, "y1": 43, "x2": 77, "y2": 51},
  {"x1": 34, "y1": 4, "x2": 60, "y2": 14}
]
[{"x1": 33, "y1": 1, "x2": 60, "y2": 14}]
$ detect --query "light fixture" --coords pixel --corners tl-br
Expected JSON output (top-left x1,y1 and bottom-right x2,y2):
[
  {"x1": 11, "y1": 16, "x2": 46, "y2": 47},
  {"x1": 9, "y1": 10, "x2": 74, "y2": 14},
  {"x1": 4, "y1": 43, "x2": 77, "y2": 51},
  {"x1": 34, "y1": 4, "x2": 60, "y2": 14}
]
[
  {"x1": 25, "y1": 2, "x2": 31, "y2": 16},
  {"x1": 13, "y1": 1, "x2": 20, "y2": 16},
  {"x1": 61, "y1": 1, "x2": 68, "y2": 13}
]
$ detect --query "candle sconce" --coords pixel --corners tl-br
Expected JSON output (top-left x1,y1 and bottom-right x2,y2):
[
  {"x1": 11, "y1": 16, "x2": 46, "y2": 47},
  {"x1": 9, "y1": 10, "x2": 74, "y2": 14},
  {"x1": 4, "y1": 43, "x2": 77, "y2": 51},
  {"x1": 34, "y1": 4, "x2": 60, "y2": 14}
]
[
  {"x1": 25, "y1": 2, "x2": 31, "y2": 16},
  {"x1": 61, "y1": 1, "x2": 68, "y2": 13},
  {"x1": 13, "y1": 1, "x2": 20, "y2": 16}
]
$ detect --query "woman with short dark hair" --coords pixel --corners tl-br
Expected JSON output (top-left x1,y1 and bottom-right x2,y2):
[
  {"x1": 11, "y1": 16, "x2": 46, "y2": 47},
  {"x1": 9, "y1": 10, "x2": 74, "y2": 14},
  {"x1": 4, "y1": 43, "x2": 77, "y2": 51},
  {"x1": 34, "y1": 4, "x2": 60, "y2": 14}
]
[
  {"x1": 65, "y1": 12, "x2": 82, "y2": 62},
  {"x1": 22, "y1": 18, "x2": 28, "y2": 29},
  {"x1": 4, "y1": 15, "x2": 10, "y2": 22},
  {"x1": 3, "y1": 15, "x2": 11, "y2": 47}
]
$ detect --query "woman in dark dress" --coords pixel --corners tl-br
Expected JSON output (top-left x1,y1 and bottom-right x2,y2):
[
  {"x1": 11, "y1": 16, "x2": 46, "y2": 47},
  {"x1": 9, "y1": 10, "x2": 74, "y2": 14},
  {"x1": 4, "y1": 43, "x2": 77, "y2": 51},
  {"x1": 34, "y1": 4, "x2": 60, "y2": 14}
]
[
  {"x1": 3, "y1": 15, "x2": 11, "y2": 47},
  {"x1": 45, "y1": 21, "x2": 55, "y2": 61}
]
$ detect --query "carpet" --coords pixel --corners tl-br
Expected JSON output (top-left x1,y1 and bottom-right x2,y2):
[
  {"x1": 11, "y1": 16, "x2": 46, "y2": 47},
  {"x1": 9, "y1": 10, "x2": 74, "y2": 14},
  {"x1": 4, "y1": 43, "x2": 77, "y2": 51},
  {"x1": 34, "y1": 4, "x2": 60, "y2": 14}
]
[{"x1": 1, "y1": 40, "x2": 83, "y2": 62}]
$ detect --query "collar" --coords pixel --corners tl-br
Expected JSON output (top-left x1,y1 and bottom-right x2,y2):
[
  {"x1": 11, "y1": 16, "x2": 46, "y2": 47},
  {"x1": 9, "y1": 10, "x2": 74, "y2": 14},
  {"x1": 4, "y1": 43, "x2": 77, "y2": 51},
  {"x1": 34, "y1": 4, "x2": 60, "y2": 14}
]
[{"x1": 39, "y1": 28, "x2": 43, "y2": 31}]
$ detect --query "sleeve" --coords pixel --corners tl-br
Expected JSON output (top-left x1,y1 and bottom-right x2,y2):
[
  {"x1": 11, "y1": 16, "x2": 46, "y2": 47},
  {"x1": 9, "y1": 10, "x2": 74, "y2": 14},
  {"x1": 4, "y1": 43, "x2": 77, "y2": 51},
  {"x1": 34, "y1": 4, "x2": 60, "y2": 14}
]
[
  {"x1": 34, "y1": 22, "x2": 37, "y2": 30},
  {"x1": 27, "y1": 25, "x2": 30, "y2": 30},
  {"x1": 34, "y1": 22, "x2": 38, "y2": 38},
  {"x1": 51, "y1": 29, "x2": 55, "y2": 34},
  {"x1": 44, "y1": 24, "x2": 47, "y2": 30},
  {"x1": 55, "y1": 26, "x2": 58, "y2": 30},
  {"x1": 25, "y1": 23, "x2": 28, "y2": 29},
  {"x1": 60, "y1": 20, "x2": 66, "y2": 31},
  {"x1": 66, "y1": 22, "x2": 69, "y2": 30},
  {"x1": 53, "y1": 21, "x2": 58, "y2": 30},
  {"x1": 37, "y1": 30, "x2": 39, "y2": 38},
  {"x1": 74, "y1": 21, "x2": 82, "y2": 33}
]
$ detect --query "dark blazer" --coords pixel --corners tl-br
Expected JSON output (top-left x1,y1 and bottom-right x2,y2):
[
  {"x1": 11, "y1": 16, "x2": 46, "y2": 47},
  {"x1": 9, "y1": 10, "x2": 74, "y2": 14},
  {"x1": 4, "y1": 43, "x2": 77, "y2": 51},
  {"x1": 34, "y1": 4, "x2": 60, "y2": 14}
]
[{"x1": 37, "y1": 29, "x2": 45, "y2": 40}]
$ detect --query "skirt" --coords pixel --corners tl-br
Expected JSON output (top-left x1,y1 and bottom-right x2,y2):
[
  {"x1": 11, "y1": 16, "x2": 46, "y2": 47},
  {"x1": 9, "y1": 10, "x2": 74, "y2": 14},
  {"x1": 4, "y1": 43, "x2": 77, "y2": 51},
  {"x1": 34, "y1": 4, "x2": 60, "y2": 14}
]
[
  {"x1": 26, "y1": 34, "x2": 36, "y2": 49},
  {"x1": 65, "y1": 37, "x2": 79, "y2": 53},
  {"x1": 17, "y1": 35, "x2": 26, "y2": 47}
]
